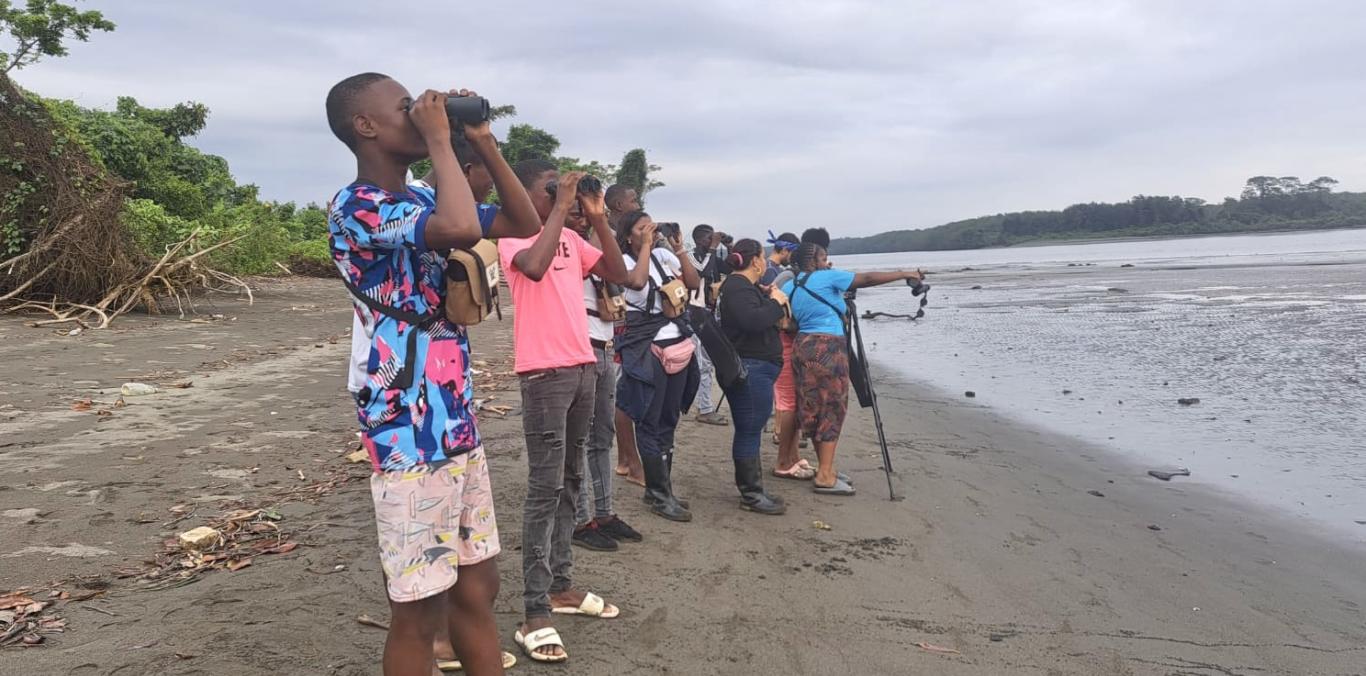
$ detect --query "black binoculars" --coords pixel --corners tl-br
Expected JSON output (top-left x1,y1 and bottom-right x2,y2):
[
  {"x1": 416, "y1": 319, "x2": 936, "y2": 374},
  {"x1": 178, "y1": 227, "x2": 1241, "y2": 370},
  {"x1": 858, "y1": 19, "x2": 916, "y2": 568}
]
[
  {"x1": 545, "y1": 174, "x2": 603, "y2": 198},
  {"x1": 408, "y1": 94, "x2": 490, "y2": 126},
  {"x1": 655, "y1": 222, "x2": 681, "y2": 241}
]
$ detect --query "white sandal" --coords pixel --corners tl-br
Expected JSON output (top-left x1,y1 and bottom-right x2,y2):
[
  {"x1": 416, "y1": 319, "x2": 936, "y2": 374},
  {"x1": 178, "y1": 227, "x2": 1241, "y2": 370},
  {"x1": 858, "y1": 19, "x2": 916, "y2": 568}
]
[
  {"x1": 551, "y1": 591, "x2": 620, "y2": 618},
  {"x1": 514, "y1": 627, "x2": 567, "y2": 663},
  {"x1": 436, "y1": 650, "x2": 517, "y2": 671}
]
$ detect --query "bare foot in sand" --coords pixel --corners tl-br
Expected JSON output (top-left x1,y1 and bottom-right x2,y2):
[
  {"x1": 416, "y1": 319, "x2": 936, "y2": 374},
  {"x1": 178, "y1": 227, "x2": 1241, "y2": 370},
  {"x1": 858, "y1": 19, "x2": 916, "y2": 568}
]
[{"x1": 615, "y1": 464, "x2": 645, "y2": 487}]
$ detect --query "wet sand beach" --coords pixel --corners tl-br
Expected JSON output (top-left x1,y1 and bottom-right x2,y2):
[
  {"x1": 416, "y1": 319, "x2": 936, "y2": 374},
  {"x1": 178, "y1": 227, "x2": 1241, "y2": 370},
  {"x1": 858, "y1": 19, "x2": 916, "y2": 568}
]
[{"x1": 3, "y1": 277, "x2": 1363, "y2": 675}]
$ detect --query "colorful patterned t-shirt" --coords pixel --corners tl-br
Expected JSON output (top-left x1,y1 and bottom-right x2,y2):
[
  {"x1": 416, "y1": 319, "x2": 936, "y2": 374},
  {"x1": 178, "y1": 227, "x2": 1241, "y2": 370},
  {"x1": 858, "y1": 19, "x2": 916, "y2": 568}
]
[{"x1": 328, "y1": 182, "x2": 497, "y2": 472}]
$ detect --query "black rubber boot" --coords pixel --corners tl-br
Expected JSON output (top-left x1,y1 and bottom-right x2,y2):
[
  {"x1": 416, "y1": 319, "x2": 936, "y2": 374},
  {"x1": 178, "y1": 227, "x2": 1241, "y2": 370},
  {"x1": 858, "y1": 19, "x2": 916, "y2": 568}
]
[
  {"x1": 735, "y1": 456, "x2": 786, "y2": 515},
  {"x1": 665, "y1": 451, "x2": 690, "y2": 510},
  {"x1": 641, "y1": 453, "x2": 692, "y2": 522}
]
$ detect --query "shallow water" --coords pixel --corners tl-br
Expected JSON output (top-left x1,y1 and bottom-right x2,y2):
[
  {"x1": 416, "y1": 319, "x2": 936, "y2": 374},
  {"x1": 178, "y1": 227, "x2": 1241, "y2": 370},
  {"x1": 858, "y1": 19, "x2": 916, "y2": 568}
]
[{"x1": 843, "y1": 229, "x2": 1366, "y2": 538}]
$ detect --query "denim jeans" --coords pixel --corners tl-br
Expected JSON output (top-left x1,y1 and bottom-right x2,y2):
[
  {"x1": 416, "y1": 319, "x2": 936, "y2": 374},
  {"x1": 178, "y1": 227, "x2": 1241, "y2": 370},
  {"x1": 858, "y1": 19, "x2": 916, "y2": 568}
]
[
  {"x1": 722, "y1": 358, "x2": 780, "y2": 461},
  {"x1": 635, "y1": 363, "x2": 689, "y2": 459},
  {"x1": 575, "y1": 346, "x2": 617, "y2": 525},
  {"x1": 692, "y1": 335, "x2": 716, "y2": 414},
  {"x1": 519, "y1": 364, "x2": 595, "y2": 619}
]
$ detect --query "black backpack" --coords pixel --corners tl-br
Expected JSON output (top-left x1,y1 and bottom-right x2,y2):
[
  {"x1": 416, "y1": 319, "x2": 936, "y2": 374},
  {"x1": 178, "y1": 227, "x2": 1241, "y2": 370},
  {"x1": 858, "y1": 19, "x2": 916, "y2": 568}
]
[{"x1": 688, "y1": 305, "x2": 747, "y2": 390}]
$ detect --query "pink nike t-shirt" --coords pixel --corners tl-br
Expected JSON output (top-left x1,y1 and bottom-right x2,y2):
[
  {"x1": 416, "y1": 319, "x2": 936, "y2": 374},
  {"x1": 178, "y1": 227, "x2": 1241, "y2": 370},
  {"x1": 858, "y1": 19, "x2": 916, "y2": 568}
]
[{"x1": 498, "y1": 227, "x2": 603, "y2": 374}]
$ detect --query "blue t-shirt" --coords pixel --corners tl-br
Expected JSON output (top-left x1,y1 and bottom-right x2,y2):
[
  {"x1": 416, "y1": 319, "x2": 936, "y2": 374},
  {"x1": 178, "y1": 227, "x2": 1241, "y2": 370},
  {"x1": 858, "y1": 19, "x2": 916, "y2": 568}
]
[
  {"x1": 328, "y1": 182, "x2": 497, "y2": 472},
  {"x1": 759, "y1": 258, "x2": 782, "y2": 287},
  {"x1": 782, "y1": 269, "x2": 856, "y2": 336}
]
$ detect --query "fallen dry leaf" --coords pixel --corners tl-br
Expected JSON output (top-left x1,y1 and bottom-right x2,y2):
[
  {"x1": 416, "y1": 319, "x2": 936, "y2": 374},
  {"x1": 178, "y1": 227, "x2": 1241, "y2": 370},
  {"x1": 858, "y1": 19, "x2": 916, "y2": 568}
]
[
  {"x1": 262, "y1": 542, "x2": 299, "y2": 555},
  {"x1": 169, "y1": 381, "x2": 194, "y2": 389},
  {"x1": 0, "y1": 594, "x2": 37, "y2": 611},
  {"x1": 916, "y1": 641, "x2": 961, "y2": 655},
  {"x1": 225, "y1": 558, "x2": 253, "y2": 572},
  {"x1": 811, "y1": 520, "x2": 833, "y2": 531},
  {"x1": 223, "y1": 509, "x2": 261, "y2": 522},
  {"x1": 71, "y1": 399, "x2": 93, "y2": 412}
]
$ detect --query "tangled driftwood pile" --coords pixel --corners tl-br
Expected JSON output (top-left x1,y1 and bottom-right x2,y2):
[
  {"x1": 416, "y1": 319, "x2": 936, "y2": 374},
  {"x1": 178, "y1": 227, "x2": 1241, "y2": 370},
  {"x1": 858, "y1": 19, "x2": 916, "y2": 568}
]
[{"x1": 0, "y1": 73, "x2": 248, "y2": 329}]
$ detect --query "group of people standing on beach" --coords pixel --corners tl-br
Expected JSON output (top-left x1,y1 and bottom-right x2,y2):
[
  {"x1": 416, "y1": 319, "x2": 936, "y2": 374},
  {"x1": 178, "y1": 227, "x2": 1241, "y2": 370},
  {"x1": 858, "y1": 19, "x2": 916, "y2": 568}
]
[{"x1": 324, "y1": 74, "x2": 923, "y2": 675}]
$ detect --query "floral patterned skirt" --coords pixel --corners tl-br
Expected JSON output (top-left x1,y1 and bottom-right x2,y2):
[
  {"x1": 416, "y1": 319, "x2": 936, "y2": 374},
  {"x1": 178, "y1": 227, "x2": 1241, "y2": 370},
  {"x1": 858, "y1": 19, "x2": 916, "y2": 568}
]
[{"x1": 792, "y1": 333, "x2": 850, "y2": 443}]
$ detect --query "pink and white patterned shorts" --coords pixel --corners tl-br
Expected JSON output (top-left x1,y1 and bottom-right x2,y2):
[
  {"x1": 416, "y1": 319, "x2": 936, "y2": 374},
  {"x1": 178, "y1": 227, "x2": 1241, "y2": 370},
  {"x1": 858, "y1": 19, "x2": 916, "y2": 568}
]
[{"x1": 371, "y1": 447, "x2": 501, "y2": 603}]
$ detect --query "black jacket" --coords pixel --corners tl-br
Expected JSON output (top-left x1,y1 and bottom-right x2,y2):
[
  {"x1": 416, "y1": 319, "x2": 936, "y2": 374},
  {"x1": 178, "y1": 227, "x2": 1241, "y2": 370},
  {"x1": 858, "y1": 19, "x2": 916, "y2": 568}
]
[
  {"x1": 717, "y1": 274, "x2": 785, "y2": 365},
  {"x1": 615, "y1": 311, "x2": 700, "y2": 422}
]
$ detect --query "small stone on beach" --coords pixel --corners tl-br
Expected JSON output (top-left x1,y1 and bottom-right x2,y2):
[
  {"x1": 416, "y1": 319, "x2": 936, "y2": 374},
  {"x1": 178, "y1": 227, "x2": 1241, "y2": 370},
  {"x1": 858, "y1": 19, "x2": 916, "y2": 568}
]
[
  {"x1": 964, "y1": 391, "x2": 976, "y2": 398},
  {"x1": 1148, "y1": 525, "x2": 1162, "y2": 531},
  {"x1": 1177, "y1": 398, "x2": 1200, "y2": 406},
  {"x1": 1087, "y1": 490, "x2": 1105, "y2": 497}
]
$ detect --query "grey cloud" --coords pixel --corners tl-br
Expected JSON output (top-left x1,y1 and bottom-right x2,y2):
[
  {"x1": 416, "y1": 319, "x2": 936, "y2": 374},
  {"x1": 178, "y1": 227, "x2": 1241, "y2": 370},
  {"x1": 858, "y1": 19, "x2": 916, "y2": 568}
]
[{"x1": 12, "y1": 0, "x2": 1366, "y2": 241}]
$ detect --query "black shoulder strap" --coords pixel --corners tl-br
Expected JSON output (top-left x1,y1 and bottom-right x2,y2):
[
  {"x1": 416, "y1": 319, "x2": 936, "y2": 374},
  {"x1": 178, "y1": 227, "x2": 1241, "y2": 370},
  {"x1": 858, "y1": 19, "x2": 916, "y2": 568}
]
[
  {"x1": 341, "y1": 276, "x2": 433, "y2": 391},
  {"x1": 342, "y1": 276, "x2": 432, "y2": 327},
  {"x1": 792, "y1": 272, "x2": 850, "y2": 336},
  {"x1": 587, "y1": 274, "x2": 607, "y2": 319},
  {"x1": 650, "y1": 252, "x2": 675, "y2": 283},
  {"x1": 622, "y1": 253, "x2": 664, "y2": 314}
]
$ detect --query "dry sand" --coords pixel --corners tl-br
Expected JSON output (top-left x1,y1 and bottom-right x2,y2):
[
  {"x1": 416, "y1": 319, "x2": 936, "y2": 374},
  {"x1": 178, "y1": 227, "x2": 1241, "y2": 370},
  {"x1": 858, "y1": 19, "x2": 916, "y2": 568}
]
[{"x1": 2, "y1": 277, "x2": 1362, "y2": 675}]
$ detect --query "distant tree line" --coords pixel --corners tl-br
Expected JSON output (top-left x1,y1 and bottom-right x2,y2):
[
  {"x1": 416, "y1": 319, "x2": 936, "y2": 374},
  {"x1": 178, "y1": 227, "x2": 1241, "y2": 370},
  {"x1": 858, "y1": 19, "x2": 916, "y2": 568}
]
[{"x1": 829, "y1": 176, "x2": 1366, "y2": 254}]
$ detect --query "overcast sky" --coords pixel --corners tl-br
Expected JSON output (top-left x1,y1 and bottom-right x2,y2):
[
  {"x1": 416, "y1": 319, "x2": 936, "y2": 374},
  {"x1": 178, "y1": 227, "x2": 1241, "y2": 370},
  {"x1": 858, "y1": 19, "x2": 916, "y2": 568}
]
[{"x1": 12, "y1": 0, "x2": 1366, "y2": 240}]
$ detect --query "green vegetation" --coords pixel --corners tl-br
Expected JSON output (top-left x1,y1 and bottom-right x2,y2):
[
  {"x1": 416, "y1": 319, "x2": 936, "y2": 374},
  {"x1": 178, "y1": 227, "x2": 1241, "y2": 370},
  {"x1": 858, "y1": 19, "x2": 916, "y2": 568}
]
[
  {"x1": 39, "y1": 94, "x2": 331, "y2": 275},
  {"x1": 38, "y1": 88, "x2": 663, "y2": 278},
  {"x1": 5, "y1": 3, "x2": 662, "y2": 285},
  {"x1": 829, "y1": 177, "x2": 1366, "y2": 254},
  {"x1": 825, "y1": 178, "x2": 1366, "y2": 255},
  {"x1": 0, "y1": 0, "x2": 113, "y2": 74},
  {"x1": 455, "y1": 119, "x2": 664, "y2": 206}
]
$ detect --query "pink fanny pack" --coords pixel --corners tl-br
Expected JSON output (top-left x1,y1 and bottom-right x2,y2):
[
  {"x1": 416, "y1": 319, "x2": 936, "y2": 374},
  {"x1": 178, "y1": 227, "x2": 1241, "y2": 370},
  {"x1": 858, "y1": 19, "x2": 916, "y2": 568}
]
[{"x1": 651, "y1": 339, "x2": 696, "y2": 375}]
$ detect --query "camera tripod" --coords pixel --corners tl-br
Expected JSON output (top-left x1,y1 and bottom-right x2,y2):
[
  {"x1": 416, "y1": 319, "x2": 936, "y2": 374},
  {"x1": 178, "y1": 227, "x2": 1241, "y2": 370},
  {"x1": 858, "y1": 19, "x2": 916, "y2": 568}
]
[
  {"x1": 844, "y1": 293, "x2": 899, "y2": 501},
  {"x1": 845, "y1": 277, "x2": 929, "y2": 501}
]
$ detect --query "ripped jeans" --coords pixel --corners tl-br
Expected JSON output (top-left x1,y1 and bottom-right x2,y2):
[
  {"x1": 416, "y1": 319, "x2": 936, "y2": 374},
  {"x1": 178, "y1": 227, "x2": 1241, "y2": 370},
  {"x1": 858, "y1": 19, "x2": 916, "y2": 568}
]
[{"x1": 518, "y1": 363, "x2": 595, "y2": 619}]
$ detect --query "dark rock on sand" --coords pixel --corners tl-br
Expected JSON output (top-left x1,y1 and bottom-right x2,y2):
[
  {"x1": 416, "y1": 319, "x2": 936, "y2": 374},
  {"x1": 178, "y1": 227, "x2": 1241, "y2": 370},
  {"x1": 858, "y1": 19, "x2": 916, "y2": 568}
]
[
  {"x1": 1148, "y1": 468, "x2": 1191, "y2": 481},
  {"x1": 1148, "y1": 524, "x2": 1162, "y2": 531},
  {"x1": 971, "y1": 285, "x2": 983, "y2": 290},
  {"x1": 1177, "y1": 398, "x2": 1200, "y2": 406},
  {"x1": 1087, "y1": 490, "x2": 1106, "y2": 498},
  {"x1": 1062, "y1": 389, "x2": 1073, "y2": 395},
  {"x1": 1121, "y1": 263, "x2": 1135, "y2": 268},
  {"x1": 965, "y1": 391, "x2": 977, "y2": 398}
]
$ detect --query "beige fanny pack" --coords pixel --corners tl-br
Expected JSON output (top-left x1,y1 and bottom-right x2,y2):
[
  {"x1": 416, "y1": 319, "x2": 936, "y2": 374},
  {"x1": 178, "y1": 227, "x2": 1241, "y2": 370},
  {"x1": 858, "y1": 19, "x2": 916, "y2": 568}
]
[{"x1": 445, "y1": 239, "x2": 501, "y2": 326}]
